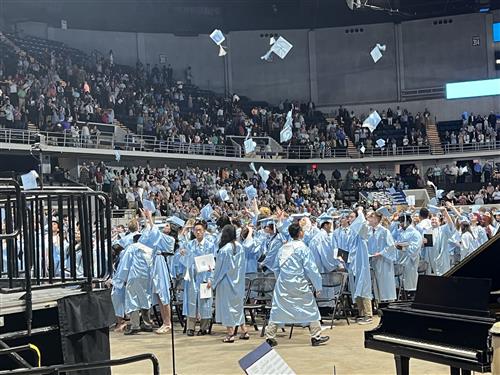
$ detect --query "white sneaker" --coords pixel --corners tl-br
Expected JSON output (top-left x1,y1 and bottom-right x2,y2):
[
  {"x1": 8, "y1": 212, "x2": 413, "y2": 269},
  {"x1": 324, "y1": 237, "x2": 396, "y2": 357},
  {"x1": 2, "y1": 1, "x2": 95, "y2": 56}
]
[{"x1": 357, "y1": 317, "x2": 373, "y2": 325}]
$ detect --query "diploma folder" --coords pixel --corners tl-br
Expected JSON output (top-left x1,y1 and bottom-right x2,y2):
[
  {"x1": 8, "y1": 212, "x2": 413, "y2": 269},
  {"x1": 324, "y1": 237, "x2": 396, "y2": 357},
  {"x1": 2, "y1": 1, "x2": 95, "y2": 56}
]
[
  {"x1": 239, "y1": 342, "x2": 296, "y2": 375},
  {"x1": 423, "y1": 234, "x2": 433, "y2": 247},
  {"x1": 337, "y1": 248, "x2": 349, "y2": 263}
]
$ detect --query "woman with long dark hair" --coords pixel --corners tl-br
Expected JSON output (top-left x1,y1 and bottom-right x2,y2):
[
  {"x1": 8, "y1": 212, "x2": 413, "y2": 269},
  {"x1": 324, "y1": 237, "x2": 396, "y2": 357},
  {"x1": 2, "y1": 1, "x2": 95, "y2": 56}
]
[
  {"x1": 212, "y1": 224, "x2": 249, "y2": 343},
  {"x1": 459, "y1": 220, "x2": 476, "y2": 260}
]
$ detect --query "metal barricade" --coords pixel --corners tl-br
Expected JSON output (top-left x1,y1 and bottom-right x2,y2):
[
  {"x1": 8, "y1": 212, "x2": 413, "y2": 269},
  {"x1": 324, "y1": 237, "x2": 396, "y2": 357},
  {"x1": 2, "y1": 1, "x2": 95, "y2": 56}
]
[{"x1": 0, "y1": 184, "x2": 113, "y2": 292}]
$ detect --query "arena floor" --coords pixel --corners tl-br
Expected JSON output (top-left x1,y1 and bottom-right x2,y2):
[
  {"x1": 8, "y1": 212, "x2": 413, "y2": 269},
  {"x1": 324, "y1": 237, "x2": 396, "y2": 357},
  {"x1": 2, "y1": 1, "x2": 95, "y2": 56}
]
[{"x1": 109, "y1": 317, "x2": 451, "y2": 375}]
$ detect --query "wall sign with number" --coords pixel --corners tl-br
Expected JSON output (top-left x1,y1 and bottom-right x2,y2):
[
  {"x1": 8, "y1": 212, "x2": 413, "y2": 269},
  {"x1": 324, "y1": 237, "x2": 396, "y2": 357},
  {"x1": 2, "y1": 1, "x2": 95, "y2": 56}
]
[{"x1": 472, "y1": 36, "x2": 480, "y2": 47}]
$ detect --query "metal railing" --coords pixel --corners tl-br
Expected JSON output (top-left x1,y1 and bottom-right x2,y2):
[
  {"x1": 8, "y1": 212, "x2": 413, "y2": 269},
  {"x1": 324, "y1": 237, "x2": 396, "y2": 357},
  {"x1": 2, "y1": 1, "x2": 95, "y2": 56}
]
[
  {"x1": 0, "y1": 354, "x2": 160, "y2": 375},
  {"x1": 1, "y1": 127, "x2": 499, "y2": 160},
  {"x1": 355, "y1": 145, "x2": 431, "y2": 158},
  {"x1": 443, "y1": 141, "x2": 500, "y2": 154},
  {"x1": 0, "y1": 185, "x2": 113, "y2": 292},
  {"x1": 279, "y1": 145, "x2": 349, "y2": 159}
]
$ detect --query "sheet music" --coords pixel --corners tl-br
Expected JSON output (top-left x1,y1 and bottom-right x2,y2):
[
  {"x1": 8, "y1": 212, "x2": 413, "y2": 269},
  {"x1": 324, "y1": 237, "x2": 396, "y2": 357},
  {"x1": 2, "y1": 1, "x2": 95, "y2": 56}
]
[
  {"x1": 246, "y1": 350, "x2": 296, "y2": 375},
  {"x1": 194, "y1": 254, "x2": 215, "y2": 273},
  {"x1": 199, "y1": 283, "x2": 212, "y2": 299}
]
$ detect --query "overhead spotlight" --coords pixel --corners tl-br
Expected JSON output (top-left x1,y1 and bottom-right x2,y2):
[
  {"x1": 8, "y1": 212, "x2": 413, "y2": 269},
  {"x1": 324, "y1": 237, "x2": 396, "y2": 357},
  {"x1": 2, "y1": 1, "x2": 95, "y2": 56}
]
[{"x1": 346, "y1": 0, "x2": 362, "y2": 10}]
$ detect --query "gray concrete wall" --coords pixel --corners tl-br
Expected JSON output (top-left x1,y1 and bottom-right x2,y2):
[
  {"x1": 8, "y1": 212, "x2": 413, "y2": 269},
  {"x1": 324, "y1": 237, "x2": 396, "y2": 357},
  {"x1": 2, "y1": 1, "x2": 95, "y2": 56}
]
[
  {"x1": 15, "y1": 21, "x2": 48, "y2": 39},
  {"x1": 47, "y1": 27, "x2": 139, "y2": 66},
  {"x1": 315, "y1": 23, "x2": 398, "y2": 106},
  {"x1": 141, "y1": 33, "x2": 225, "y2": 93},
  {"x1": 401, "y1": 13, "x2": 490, "y2": 89},
  {"x1": 228, "y1": 29, "x2": 311, "y2": 104},
  {"x1": 15, "y1": 11, "x2": 499, "y2": 106}
]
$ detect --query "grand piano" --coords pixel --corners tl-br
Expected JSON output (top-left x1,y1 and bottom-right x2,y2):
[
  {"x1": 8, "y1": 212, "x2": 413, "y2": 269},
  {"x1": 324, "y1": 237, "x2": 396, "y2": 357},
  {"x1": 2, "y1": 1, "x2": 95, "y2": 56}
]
[{"x1": 365, "y1": 232, "x2": 500, "y2": 375}]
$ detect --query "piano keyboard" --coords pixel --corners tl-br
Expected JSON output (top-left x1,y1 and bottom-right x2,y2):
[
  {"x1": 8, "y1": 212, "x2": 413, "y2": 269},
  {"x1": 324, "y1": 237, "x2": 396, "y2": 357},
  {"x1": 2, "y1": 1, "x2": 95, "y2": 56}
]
[{"x1": 372, "y1": 334, "x2": 478, "y2": 360}]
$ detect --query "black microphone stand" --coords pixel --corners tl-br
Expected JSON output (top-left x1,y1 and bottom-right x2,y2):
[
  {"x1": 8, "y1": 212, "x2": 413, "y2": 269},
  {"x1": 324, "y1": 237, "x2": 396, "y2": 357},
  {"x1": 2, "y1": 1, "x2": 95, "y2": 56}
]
[{"x1": 162, "y1": 252, "x2": 178, "y2": 375}]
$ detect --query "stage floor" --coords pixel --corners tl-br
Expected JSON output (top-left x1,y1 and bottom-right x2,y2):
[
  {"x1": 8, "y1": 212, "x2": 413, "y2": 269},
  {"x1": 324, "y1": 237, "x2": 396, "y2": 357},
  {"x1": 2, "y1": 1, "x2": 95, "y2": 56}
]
[{"x1": 109, "y1": 317, "x2": 454, "y2": 375}]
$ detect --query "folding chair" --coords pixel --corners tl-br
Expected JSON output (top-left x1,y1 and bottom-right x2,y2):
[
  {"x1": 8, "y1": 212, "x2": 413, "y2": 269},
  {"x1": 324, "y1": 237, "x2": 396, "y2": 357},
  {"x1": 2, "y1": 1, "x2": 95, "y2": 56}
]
[
  {"x1": 170, "y1": 276, "x2": 186, "y2": 332},
  {"x1": 289, "y1": 271, "x2": 349, "y2": 339},
  {"x1": 243, "y1": 275, "x2": 276, "y2": 337},
  {"x1": 242, "y1": 277, "x2": 259, "y2": 331}
]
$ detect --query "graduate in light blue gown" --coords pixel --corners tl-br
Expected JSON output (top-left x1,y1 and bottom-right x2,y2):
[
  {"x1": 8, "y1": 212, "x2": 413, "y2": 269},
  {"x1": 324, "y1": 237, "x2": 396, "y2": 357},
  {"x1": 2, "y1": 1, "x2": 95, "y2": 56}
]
[
  {"x1": 142, "y1": 211, "x2": 176, "y2": 334},
  {"x1": 112, "y1": 233, "x2": 154, "y2": 334},
  {"x1": 332, "y1": 218, "x2": 351, "y2": 254},
  {"x1": 470, "y1": 214, "x2": 488, "y2": 249},
  {"x1": 366, "y1": 211, "x2": 397, "y2": 302},
  {"x1": 301, "y1": 217, "x2": 320, "y2": 247},
  {"x1": 259, "y1": 218, "x2": 286, "y2": 273},
  {"x1": 180, "y1": 220, "x2": 216, "y2": 336},
  {"x1": 447, "y1": 227, "x2": 462, "y2": 266},
  {"x1": 415, "y1": 208, "x2": 432, "y2": 274},
  {"x1": 44, "y1": 220, "x2": 69, "y2": 277},
  {"x1": 265, "y1": 223, "x2": 329, "y2": 347},
  {"x1": 459, "y1": 219, "x2": 477, "y2": 260},
  {"x1": 213, "y1": 224, "x2": 249, "y2": 342},
  {"x1": 346, "y1": 208, "x2": 373, "y2": 324},
  {"x1": 109, "y1": 219, "x2": 140, "y2": 332},
  {"x1": 309, "y1": 214, "x2": 343, "y2": 273},
  {"x1": 240, "y1": 225, "x2": 261, "y2": 274},
  {"x1": 391, "y1": 213, "x2": 422, "y2": 293},
  {"x1": 426, "y1": 205, "x2": 455, "y2": 275}
]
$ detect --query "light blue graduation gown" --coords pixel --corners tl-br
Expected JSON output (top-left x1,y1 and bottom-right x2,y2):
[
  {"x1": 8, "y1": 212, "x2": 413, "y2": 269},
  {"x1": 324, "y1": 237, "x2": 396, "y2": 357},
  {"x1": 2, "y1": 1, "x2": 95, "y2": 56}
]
[
  {"x1": 269, "y1": 240, "x2": 322, "y2": 324},
  {"x1": 262, "y1": 233, "x2": 287, "y2": 272},
  {"x1": 471, "y1": 226, "x2": 488, "y2": 249},
  {"x1": 309, "y1": 229, "x2": 342, "y2": 273},
  {"x1": 110, "y1": 249, "x2": 128, "y2": 317},
  {"x1": 242, "y1": 236, "x2": 260, "y2": 273},
  {"x1": 44, "y1": 235, "x2": 69, "y2": 277},
  {"x1": 347, "y1": 213, "x2": 373, "y2": 300},
  {"x1": 303, "y1": 226, "x2": 320, "y2": 246},
  {"x1": 447, "y1": 230, "x2": 461, "y2": 266},
  {"x1": 367, "y1": 225, "x2": 397, "y2": 302},
  {"x1": 213, "y1": 242, "x2": 246, "y2": 326},
  {"x1": 333, "y1": 226, "x2": 350, "y2": 252},
  {"x1": 180, "y1": 237, "x2": 216, "y2": 319},
  {"x1": 392, "y1": 224, "x2": 422, "y2": 291},
  {"x1": 429, "y1": 223, "x2": 454, "y2": 275},
  {"x1": 141, "y1": 226, "x2": 176, "y2": 305},
  {"x1": 113, "y1": 242, "x2": 153, "y2": 315},
  {"x1": 460, "y1": 232, "x2": 476, "y2": 260},
  {"x1": 415, "y1": 219, "x2": 432, "y2": 271},
  {"x1": 118, "y1": 231, "x2": 137, "y2": 249}
]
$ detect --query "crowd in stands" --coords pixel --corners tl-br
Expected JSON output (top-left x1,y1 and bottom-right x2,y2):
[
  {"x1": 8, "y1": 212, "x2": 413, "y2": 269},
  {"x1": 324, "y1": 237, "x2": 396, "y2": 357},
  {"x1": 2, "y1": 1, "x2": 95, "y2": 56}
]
[
  {"x1": 441, "y1": 111, "x2": 499, "y2": 148},
  {"x1": 77, "y1": 160, "x2": 500, "y2": 214},
  {"x1": 1, "y1": 32, "x2": 499, "y2": 159},
  {"x1": 337, "y1": 105, "x2": 431, "y2": 152},
  {"x1": 0, "y1": 32, "x2": 345, "y2": 156}
]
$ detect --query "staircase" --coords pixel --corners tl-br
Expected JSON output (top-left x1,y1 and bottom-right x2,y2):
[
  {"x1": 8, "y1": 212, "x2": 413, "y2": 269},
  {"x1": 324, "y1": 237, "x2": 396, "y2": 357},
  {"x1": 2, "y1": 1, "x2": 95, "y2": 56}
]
[
  {"x1": 347, "y1": 139, "x2": 359, "y2": 158},
  {"x1": 425, "y1": 184, "x2": 436, "y2": 199},
  {"x1": 115, "y1": 120, "x2": 133, "y2": 134},
  {"x1": 426, "y1": 123, "x2": 444, "y2": 155}
]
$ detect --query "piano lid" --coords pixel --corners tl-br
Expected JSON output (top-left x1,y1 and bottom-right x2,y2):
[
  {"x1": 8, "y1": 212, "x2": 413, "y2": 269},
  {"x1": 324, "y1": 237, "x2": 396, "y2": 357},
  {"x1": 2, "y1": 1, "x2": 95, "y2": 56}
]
[
  {"x1": 444, "y1": 232, "x2": 500, "y2": 293},
  {"x1": 412, "y1": 275, "x2": 492, "y2": 317}
]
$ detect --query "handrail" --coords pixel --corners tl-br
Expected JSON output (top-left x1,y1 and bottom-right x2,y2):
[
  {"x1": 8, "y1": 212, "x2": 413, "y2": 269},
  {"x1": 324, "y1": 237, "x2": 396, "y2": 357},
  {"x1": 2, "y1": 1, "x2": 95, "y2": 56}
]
[
  {"x1": 0, "y1": 128, "x2": 499, "y2": 159},
  {"x1": 443, "y1": 141, "x2": 500, "y2": 154},
  {"x1": 0, "y1": 353, "x2": 160, "y2": 375}
]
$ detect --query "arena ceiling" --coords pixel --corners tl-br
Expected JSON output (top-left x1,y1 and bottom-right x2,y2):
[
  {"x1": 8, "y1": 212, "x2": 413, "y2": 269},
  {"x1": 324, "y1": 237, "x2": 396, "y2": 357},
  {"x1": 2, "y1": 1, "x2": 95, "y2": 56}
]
[{"x1": 1, "y1": 0, "x2": 500, "y2": 34}]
